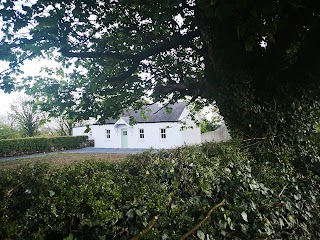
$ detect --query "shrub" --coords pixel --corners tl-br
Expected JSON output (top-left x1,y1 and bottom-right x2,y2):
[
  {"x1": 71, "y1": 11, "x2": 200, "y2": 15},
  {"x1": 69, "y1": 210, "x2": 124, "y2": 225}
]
[
  {"x1": 0, "y1": 142, "x2": 319, "y2": 239},
  {"x1": 0, "y1": 136, "x2": 88, "y2": 157}
]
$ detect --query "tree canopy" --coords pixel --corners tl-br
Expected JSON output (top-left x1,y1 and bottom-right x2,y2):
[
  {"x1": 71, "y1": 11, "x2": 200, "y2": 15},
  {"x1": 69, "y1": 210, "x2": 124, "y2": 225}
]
[{"x1": 1, "y1": 0, "x2": 319, "y2": 159}]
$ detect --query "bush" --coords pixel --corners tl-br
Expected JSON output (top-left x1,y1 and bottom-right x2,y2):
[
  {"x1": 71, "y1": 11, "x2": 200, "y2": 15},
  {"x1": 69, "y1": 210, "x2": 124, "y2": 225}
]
[
  {"x1": 0, "y1": 142, "x2": 319, "y2": 239},
  {"x1": 0, "y1": 123, "x2": 20, "y2": 139},
  {"x1": 0, "y1": 136, "x2": 88, "y2": 157}
]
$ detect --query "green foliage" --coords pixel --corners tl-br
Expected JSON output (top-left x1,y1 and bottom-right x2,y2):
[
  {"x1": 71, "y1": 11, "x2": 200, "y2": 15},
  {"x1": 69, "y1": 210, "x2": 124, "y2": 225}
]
[
  {"x1": 23, "y1": 72, "x2": 82, "y2": 127},
  {"x1": 0, "y1": 136, "x2": 88, "y2": 157},
  {"x1": 193, "y1": 0, "x2": 320, "y2": 174},
  {"x1": 0, "y1": 123, "x2": 20, "y2": 139},
  {"x1": 200, "y1": 119, "x2": 220, "y2": 133},
  {"x1": 0, "y1": 142, "x2": 319, "y2": 239}
]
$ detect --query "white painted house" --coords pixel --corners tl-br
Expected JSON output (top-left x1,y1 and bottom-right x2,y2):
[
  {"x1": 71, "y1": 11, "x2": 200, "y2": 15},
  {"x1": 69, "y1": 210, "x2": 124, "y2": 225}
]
[{"x1": 72, "y1": 103, "x2": 201, "y2": 149}]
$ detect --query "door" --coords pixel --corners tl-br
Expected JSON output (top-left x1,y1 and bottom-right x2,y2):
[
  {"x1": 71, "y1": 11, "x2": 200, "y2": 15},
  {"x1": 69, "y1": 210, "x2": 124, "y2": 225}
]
[{"x1": 121, "y1": 129, "x2": 128, "y2": 148}]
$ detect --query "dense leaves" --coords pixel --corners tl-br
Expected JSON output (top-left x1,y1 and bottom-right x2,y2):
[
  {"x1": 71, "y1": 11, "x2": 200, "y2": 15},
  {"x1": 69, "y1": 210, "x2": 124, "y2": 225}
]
[
  {"x1": 0, "y1": 142, "x2": 319, "y2": 239},
  {"x1": 0, "y1": 135, "x2": 88, "y2": 157},
  {"x1": 0, "y1": 123, "x2": 20, "y2": 139}
]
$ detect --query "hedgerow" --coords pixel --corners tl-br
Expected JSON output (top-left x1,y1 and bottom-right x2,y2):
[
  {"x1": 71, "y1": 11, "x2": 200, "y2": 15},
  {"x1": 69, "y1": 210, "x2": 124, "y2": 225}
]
[
  {"x1": 0, "y1": 136, "x2": 88, "y2": 157},
  {"x1": 0, "y1": 141, "x2": 319, "y2": 239}
]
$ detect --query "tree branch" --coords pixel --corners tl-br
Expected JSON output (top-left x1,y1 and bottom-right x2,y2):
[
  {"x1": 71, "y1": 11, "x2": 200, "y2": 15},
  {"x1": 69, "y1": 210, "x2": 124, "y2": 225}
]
[
  {"x1": 129, "y1": 215, "x2": 158, "y2": 240},
  {"x1": 68, "y1": 30, "x2": 200, "y2": 84},
  {"x1": 134, "y1": 30, "x2": 200, "y2": 61},
  {"x1": 60, "y1": 48, "x2": 131, "y2": 60},
  {"x1": 60, "y1": 30, "x2": 200, "y2": 62},
  {"x1": 278, "y1": 184, "x2": 288, "y2": 198},
  {"x1": 179, "y1": 199, "x2": 226, "y2": 240},
  {"x1": 0, "y1": 53, "x2": 34, "y2": 78}
]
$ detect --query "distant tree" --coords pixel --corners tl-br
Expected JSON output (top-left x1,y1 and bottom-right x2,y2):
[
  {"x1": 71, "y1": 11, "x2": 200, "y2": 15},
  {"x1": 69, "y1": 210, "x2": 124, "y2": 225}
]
[
  {"x1": 52, "y1": 117, "x2": 77, "y2": 136},
  {"x1": 200, "y1": 119, "x2": 220, "y2": 134},
  {"x1": 8, "y1": 96, "x2": 44, "y2": 137},
  {"x1": 199, "y1": 105, "x2": 223, "y2": 133}
]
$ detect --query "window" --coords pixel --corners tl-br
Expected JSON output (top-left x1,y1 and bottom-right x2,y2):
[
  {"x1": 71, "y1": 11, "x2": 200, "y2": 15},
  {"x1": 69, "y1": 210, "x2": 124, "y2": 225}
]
[
  {"x1": 139, "y1": 129, "x2": 144, "y2": 139},
  {"x1": 160, "y1": 128, "x2": 166, "y2": 139},
  {"x1": 105, "y1": 129, "x2": 111, "y2": 139}
]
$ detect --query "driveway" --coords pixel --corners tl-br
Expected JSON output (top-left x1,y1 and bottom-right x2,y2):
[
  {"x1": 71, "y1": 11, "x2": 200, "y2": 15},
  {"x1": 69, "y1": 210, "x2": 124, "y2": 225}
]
[
  {"x1": 0, "y1": 147, "x2": 149, "y2": 161},
  {"x1": 65, "y1": 147, "x2": 148, "y2": 154}
]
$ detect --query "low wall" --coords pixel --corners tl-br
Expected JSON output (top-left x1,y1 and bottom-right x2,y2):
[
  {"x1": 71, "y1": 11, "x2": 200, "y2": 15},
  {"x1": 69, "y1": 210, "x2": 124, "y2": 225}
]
[{"x1": 201, "y1": 124, "x2": 231, "y2": 143}]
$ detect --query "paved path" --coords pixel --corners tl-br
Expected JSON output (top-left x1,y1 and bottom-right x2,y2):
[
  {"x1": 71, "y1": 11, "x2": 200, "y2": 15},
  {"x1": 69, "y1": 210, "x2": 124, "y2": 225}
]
[
  {"x1": 65, "y1": 147, "x2": 148, "y2": 154},
  {"x1": 0, "y1": 147, "x2": 148, "y2": 161}
]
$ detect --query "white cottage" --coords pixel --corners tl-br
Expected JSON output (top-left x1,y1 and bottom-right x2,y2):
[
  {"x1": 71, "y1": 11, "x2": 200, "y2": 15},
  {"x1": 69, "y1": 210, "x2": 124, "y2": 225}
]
[{"x1": 73, "y1": 103, "x2": 201, "y2": 149}]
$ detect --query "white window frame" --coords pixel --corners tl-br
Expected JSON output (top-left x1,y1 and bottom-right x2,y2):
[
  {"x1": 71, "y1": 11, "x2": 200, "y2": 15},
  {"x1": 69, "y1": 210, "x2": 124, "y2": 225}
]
[
  {"x1": 139, "y1": 128, "x2": 145, "y2": 139},
  {"x1": 105, "y1": 129, "x2": 111, "y2": 140},
  {"x1": 160, "y1": 128, "x2": 166, "y2": 139}
]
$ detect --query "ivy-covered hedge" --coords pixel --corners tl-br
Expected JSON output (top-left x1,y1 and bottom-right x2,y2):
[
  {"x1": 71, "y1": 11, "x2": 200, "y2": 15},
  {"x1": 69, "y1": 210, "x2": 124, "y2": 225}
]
[
  {"x1": 0, "y1": 136, "x2": 88, "y2": 157},
  {"x1": 0, "y1": 142, "x2": 319, "y2": 239}
]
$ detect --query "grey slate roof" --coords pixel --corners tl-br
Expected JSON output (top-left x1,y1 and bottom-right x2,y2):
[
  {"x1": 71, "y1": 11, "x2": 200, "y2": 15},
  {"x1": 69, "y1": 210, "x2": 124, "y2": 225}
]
[{"x1": 104, "y1": 102, "x2": 187, "y2": 124}]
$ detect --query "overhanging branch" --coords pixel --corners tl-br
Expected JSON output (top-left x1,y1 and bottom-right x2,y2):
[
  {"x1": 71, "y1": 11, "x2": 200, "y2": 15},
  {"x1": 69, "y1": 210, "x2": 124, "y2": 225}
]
[
  {"x1": 60, "y1": 48, "x2": 131, "y2": 60},
  {"x1": 70, "y1": 29, "x2": 200, "y2": 84},
  {"x1": 60, "y1": 29, "x2": 200, "y2": 62}
]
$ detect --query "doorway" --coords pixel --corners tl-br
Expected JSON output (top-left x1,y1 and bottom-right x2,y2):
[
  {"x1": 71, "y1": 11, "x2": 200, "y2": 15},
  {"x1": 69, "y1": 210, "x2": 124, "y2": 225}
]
[{"x1": 121, "y1": 129, "x2": 128, "y2": 148}]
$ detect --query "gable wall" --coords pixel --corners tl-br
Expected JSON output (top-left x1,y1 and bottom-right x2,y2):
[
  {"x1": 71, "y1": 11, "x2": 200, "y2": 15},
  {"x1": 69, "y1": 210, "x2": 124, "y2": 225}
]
[
  {"x1": 178, "y1": 108, "x2": 202, "y2": 145},
  {"x1": 72, "y1": 126, "x2": 94, "y2": 140}
]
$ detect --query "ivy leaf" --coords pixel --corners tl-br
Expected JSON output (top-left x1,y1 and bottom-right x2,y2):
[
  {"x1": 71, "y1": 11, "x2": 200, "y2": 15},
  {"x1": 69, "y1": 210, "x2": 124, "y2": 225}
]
[
  {"x1": 49, "y1": 190, "x2": 55, "y2": 197},
  {"x1": 196, "y1": 230, "x2": 205, "y2": 240},
  {"x1": 241, "y1": 211, "x2": 248, "y2": 222},
  {"x1": 63, "y1": 233, "x2": 74, "y2": 240},
  {"x1": 126, "y1": 209, "x2": 135, "y2": 218}
]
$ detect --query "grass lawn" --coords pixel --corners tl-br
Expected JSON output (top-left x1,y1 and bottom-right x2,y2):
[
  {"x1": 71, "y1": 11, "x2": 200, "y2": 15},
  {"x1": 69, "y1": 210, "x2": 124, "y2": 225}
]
[{"x1": 0, "y1": 153, "x2": 128, "y2": 170}]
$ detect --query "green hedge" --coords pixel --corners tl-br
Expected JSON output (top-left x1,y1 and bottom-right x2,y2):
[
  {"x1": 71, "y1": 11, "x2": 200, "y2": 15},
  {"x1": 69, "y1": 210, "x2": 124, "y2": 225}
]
[
  {"x1": 0, "y1": 136, "x2": 88, "y2": 157},
  {"x1": 0, "y1": 142, "x2": 319, "y2": 239}
]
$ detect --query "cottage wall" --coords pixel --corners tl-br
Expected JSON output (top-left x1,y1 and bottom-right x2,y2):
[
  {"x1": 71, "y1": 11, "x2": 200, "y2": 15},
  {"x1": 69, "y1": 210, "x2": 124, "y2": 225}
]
[
  {"x1": 92, "y1": 121, "x2": 200, "y2": 149},
  {"x1": 72, "y1": 104, "x2": 202, "y2": 149}
]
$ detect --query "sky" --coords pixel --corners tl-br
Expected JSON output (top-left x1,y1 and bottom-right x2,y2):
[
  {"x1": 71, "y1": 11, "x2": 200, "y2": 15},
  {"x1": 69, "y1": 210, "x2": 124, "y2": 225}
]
[{"x1": 0, "y1": 58, "x2": 55, "y2": 114}]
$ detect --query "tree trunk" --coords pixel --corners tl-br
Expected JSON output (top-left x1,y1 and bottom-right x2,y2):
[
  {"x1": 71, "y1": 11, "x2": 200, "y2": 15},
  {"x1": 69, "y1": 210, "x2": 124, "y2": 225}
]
[{"x1": 195, "y1": 0, "x2": 320, "y2": 172}]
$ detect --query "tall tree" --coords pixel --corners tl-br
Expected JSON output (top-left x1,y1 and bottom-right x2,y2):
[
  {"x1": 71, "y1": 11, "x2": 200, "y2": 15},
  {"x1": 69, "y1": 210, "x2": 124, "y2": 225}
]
[
  {"x1": 0, "y1": 0, "x2": 319, "y2": 169},
  {"x1": 8, "y1": 96, "x2": 43, "y2": 137}
]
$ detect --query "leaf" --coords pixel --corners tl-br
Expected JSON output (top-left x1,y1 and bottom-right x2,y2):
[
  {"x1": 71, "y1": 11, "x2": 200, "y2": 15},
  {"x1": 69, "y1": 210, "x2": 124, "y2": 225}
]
[
  {"x1": 49, "y1": 190, "x2": 55, "y2": 197},
  {"x1": 197, "y1": 230, "x2": 205, "y2": 240},
  {"x1": 126, "y1": 209, "x2": 135, "y2": 218},
  {"x1": 293, "y1": 193, "x2": 301, "y2": 200},
  {"x1": 39, "y1": 118, "x2": 47, "y2": 126},
  {"x1": 63, "y1": 233, "x2": 74, "y2": 240},
  {"x1": 241, "y1": 211, "x2": 248, "y2": 222},
  {"x1": 135, "y1": 209, "x2": 143, "y2": 216}
]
